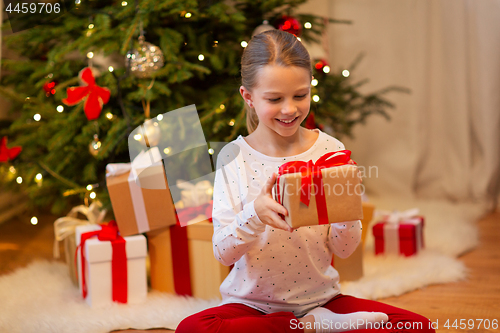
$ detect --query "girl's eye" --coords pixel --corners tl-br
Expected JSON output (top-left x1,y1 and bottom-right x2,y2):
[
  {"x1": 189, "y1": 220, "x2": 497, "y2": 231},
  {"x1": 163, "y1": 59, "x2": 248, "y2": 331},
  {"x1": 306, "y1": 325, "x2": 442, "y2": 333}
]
[{"x1": 268, "y1": 95, "x2": 306, "y2": 102}]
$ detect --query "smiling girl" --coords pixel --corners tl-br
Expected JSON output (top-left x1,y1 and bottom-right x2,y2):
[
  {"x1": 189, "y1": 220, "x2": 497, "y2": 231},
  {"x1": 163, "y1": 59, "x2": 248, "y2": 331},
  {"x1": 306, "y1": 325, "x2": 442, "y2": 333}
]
[{"x1": 176, "y1": 29, "x2": 434, "y2": 333}]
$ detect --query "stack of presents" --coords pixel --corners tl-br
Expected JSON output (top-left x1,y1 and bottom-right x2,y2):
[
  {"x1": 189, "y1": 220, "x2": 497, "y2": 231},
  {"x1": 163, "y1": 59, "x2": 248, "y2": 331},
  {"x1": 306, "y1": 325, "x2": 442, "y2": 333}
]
[{"x1": 53, "y1": 149, "x2": 424, "y2": 308}]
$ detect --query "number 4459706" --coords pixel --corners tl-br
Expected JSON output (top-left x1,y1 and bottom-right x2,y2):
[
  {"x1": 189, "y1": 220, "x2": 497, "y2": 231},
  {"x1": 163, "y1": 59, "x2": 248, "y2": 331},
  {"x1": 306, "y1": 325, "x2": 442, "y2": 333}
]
[
  {"x1": 5, "y1": 2, "x2": 61, "y2": 14},
  {"x1": 444, "y1": 319, "x2": 498, "y2": 330}
]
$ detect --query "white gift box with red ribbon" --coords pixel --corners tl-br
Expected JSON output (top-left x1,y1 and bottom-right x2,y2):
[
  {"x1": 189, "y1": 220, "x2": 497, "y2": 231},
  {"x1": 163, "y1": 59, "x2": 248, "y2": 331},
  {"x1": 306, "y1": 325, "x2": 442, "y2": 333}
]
[
  {"x1": 76, "y1": 223, "x2": 148, "y2": 307},
  {"x1": 372, "y1": 208, "x2": 425, "y2": 256}
]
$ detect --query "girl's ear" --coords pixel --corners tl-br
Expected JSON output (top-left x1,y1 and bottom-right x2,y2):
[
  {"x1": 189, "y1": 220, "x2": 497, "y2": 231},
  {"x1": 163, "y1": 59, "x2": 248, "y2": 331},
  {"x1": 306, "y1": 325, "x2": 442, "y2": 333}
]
[{"x1": 240, "y1": 86, "x2": 254, "y2": 108}]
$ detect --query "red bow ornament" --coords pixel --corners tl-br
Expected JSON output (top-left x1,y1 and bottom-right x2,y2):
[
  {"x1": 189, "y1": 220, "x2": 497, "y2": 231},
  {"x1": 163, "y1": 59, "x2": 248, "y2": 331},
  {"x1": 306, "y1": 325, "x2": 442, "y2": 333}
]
[
  {"x1": 0, "y1": 137, "x2": 22, "y2": 163},
  {"x1": 62, "y1": 67, "x2": 111, "y2": 121}
]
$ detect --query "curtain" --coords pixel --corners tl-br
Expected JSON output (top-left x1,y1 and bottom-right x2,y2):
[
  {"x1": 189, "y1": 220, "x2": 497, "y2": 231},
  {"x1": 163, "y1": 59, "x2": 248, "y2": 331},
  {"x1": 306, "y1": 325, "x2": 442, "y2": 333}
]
[{"x1": 300, "y1": 0, "x2": 500, "y2": 209}]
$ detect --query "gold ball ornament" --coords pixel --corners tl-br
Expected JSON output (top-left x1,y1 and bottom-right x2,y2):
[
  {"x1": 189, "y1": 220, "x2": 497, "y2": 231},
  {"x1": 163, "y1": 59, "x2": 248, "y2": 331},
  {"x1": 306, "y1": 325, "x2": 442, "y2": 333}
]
[
  {"x1": 126, "y1": 36, "x2": 164, "y2": 78},
  {"x1": 89, "y1": 134, "x2": 101, "y2": 156}
]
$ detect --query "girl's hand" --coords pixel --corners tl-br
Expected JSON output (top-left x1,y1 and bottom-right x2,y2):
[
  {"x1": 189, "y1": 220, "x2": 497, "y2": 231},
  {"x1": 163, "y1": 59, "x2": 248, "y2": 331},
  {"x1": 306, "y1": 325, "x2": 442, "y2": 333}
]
[{"x1": 254, "y1": 173, "x2": 292, "y2": 232}]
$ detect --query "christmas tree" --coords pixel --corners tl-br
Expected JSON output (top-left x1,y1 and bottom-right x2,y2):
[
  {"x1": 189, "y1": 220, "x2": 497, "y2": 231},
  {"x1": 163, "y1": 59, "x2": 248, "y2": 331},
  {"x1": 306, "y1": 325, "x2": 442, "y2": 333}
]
[{"x1": 0, "y1": 0, "x2": 404, "y2": 216}]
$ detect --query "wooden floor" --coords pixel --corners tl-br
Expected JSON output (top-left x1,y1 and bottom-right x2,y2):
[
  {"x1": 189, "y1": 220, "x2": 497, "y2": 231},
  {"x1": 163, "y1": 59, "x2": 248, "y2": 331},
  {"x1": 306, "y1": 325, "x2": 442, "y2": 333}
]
[{"x1": 0, "y1": 209, "x2": 498, "y2": 332}]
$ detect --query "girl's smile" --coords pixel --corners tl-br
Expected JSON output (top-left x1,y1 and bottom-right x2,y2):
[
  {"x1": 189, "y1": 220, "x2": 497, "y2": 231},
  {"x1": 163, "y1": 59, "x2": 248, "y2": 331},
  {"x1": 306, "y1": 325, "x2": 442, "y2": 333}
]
[{"x1": 275, "y1": 116, "x2": 299, "y2": 126}]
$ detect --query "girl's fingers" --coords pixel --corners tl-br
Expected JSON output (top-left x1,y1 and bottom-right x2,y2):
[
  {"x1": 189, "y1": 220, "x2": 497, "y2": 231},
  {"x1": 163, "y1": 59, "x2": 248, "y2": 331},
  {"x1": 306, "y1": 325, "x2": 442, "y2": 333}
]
[
  {"x1": 273, "y1": 202, "x2": 288, "y2": 217},
  {"x1": 261, "y1": 173, "x2": 277, "y2": 195},
  {"x1": 281, "y1": 222, "x2": 293, "y2": 232},
  {"x1": 269, "y1": 213, "x2": 292, "y2": 232},
  {"x1": 278, "y1": 219, "x2": 293, "y2": 232},
  {"x1": 268, "y1": 219, "x2": 292, "y2": 232}
]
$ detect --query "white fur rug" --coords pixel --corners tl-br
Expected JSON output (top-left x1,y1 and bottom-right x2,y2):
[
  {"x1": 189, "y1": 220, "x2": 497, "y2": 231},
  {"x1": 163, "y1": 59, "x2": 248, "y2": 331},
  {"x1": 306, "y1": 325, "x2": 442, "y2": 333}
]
[
  {"x1": 0, "y1": 198, "x2": 488, "y2": 333},
  {"x1": 340, "y1": 197, "x2": 487, "y2": 300},
  {"x1": 0, "y1": 260, "x2": 219, "y2": 332}
]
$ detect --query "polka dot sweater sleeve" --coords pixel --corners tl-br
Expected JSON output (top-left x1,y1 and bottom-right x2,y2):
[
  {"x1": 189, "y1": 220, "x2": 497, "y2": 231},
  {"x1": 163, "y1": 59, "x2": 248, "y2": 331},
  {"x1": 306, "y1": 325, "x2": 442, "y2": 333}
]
[
  {"x1": 212, "y1": 149, "x2": 266, "y2": 267},
  {"x1": 327, "y1": 220, "x2": 362, "y2": 259}
]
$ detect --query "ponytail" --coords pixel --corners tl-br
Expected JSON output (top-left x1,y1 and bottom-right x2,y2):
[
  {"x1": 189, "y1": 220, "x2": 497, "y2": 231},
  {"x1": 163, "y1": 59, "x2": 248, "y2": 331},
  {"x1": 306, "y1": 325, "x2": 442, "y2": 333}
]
[{"x1": 245, "y1": 104, "x2": 259, "y2": 134}]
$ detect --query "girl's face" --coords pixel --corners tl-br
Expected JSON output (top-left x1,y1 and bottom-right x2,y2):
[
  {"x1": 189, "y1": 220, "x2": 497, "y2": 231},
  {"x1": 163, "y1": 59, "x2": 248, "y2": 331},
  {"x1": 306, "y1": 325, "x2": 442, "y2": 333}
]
[{"x1": 241, "y1": 65, "x2": 311, "y2": 137}]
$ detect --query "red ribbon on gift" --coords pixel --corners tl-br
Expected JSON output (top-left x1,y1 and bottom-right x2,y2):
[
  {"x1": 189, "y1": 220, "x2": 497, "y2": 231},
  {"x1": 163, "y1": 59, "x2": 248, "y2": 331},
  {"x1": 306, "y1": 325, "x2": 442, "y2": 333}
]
[
  {"x1": 166, "y1": 200, "x2": 213, "y2": 296},
  {"x1": 77, "y1": 220, "x2": 127, "y2": 303},
  {"x1": 167, "y1": 223, "x2": 192, "y2": 296},
  {"x1": 176, "y1": 201, "x2": 213, "y2": 225},
  {"x1": 277, "y1": 150, "x2": 354, "y2": 225}
]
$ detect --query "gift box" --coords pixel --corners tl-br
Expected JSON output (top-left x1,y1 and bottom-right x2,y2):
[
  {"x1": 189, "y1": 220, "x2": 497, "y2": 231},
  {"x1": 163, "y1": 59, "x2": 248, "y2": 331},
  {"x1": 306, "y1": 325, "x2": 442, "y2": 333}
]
[
  {"x1": 372, "y1": 209, "x2": 424, "y2": 256},
  {"x1": 147, "y1": 203, "x2": 228, "y2": 300},
  {"x1": 332, "y1": 246, "x2": 363, "y2": 281},
  {"x1": 174, "y1": 180, "x2": 214, "y2": 226},
  {"x1": 106, "y1": 147, "x2": 177, "y2": 237},
  {"x1": 64, "y1": 235, "x2": 78, "y2": 285},
  {"x1": 274, "y1": 150, "x2": 363, "y2": 228},
  {"x1": 360, "y1": 201, "x2": 375, "y2": 248},
  {"x1": 147, "y1": 223, "x2": 192, "y2": 296},
  {"x1": 177, "y1": 179, "x2": 213, "y2": 209},
  {"x1": 186, "y1": 219, "x2": 230, "y2": 299},
  {"x1": 76, "y1": 222, "x2": 147, "y2": 307},
  {"x1": 176, "y1": 200, "x2": 213, "y2": 226},
  {"x1": 332, "y1": 201, "x2": 375, "y2": 281},
  {"x1": 53, "y1": 202, "x2": 107, "y2": 286}
]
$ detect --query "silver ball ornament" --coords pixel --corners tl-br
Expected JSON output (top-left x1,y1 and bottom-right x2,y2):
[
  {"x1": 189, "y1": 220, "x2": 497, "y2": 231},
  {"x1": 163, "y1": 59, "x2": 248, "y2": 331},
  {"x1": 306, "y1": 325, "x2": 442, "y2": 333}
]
[
  {"x1": 252, "y1": 20, "x2": 275, "y2": 37},
  {"x1": 126, "y1": 36, "x2": 164, "y2": 78}
]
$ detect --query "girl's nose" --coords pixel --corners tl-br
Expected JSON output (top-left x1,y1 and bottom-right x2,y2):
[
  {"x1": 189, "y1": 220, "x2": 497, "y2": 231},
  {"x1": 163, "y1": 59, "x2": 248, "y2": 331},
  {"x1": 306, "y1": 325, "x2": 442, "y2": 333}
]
[{"x1": 282, "y1": 101, "x2": 298, "y2": 115}]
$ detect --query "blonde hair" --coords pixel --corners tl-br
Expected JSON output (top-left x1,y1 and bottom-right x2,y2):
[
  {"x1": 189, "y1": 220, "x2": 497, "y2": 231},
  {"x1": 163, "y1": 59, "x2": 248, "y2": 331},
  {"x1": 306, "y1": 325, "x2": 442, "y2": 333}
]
[{"x1": 241, "y1": 30, "x2": 312, "y2": 134}]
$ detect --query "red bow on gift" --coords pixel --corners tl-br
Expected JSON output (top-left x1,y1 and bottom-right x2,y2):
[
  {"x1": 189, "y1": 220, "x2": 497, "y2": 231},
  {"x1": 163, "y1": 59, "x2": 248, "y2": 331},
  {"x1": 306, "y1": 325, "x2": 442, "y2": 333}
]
[
  {"x1": 62, "y1": 67, "x2": 111, "y2": 121},
  {"x1": 77, "y1": 220, "x2": 127, "y2": 303},
  {"x1": 277, "y1": 150, "x2": 355, "y2": 225},
  {"x1": 0, "y1": 137, "x2": 22, "y2": 163},
  {"x1": 176, "y1": 201, "x2": 213, "y2": 226}
]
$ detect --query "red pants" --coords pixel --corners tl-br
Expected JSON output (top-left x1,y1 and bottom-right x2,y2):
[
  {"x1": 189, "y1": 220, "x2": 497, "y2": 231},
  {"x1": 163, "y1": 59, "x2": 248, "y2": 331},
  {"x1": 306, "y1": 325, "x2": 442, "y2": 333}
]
[{"x1": 176, "y1": 294, "x2": 435, "y2": 333}]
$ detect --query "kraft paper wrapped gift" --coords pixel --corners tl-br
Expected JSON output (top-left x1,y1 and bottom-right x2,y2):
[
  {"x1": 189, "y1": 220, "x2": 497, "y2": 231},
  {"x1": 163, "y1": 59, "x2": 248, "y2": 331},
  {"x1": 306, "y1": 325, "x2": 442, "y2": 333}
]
[
  {"x1": 147, "y1": 223, "x2": 193, "y2": 296},
  {"x1": 175, "y1": 180, "x2": 214, "y2": 227},
  {"x1": 106, "y1": 147, "x2": 177, "y2": 237},
  {"x1": 176, "y1": 179, "x2": 213, "y2": 209},
  {"x1": 332, "y1": 201, "x2": 375, "y2": 282},
  {"x1": 76, "y1": 222, "x2": 148, "y2": 307},
  {"x1": 332, "y1": 246, "x2": 363, "y2": 282},
  {"x1": 274, "y1": 150, "x2": 363, "y2": 228},
  {"x1": 53, "y1": 202, "x2": 107, "y2": 286},
  {"x1": 360, "y1": 201, "x2": 375, "y2": 247},
  {"x1": 186, "y1": 219, "x2": 230, "y2": 300},
  {"x1": 372, "y1": 209, "x2": 425, "y2": 257},
  {"x1": 148, "y1": 203, "x2": 229, "y2": 300}
]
